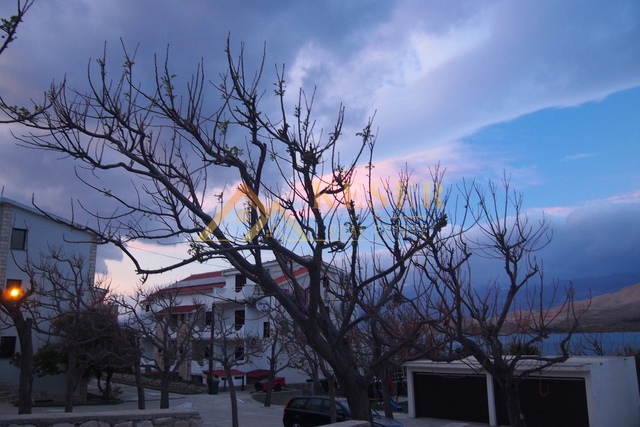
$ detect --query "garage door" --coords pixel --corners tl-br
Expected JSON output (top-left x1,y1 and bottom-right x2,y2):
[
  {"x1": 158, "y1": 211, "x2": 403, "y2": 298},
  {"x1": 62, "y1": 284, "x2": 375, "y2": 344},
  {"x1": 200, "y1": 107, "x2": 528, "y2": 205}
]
[
  {"x1": 413, "y1": 372, "x2": 490, "y2": 423},
  {"x1": 494, "y1": 377, "x2": 589, "y2": 427}
]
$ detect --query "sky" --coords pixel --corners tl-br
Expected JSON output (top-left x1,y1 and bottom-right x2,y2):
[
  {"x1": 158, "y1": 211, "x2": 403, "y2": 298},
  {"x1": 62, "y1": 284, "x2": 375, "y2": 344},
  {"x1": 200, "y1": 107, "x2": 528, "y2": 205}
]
[{"x1": 0, "y1": 0, "x2": 638, "y2": 294}]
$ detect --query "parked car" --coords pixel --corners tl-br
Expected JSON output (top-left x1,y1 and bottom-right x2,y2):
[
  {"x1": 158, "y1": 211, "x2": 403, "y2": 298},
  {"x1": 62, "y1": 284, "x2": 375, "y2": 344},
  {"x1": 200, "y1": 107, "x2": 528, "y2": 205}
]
[
  {"x1": 282, "y1": 396, "x2": 404, "y2": 427},
  {"x1": 254, "y1": 377, "x2": 285, "y2": 392}
]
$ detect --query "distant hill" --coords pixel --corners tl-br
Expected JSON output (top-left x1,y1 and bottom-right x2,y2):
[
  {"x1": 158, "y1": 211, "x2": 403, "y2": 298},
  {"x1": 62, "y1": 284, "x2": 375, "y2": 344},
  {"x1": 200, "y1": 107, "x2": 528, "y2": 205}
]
[
  {"x1": 549, "y1": 281, "x2": 640, "y2": 332},
  {"x1": 475, "y1": 272, "x2": 640, "y2": 312},
  {"x1": 559, "y1": 272, "x2": 640, "y2": 301}
]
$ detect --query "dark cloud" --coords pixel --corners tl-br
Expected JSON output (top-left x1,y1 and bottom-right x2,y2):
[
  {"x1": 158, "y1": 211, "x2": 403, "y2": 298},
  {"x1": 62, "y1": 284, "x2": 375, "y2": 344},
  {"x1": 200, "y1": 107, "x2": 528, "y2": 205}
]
[
  {"x1": 0, "y1": 1, "x2": 638, "y2": 285},
  {"x1": 543, "y1": 203, "x2": 640, "y2": 280},
  {"x1": 372, "y1": 0, "x2": 640, "y2": 157},
  {"x1": 466, "y1": 203, "x2": 640, "y2": 286},
  {"x1": 95, "y1": 243, "x2": 123, "y2": 274}
]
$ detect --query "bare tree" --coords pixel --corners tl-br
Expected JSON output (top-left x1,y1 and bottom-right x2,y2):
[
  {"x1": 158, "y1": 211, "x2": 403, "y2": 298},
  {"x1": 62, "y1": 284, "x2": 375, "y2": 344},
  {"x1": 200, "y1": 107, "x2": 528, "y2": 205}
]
[
  {"x1": 2, "y1": 246, "x2": 99, "y2": 414},
  {"x1": 23, "y1": 247, "x2": 127, "y2": 412},
  {"x1": 0, "y1": 261, "x2": 35, "y2": 414},
  {"x1": 264, "y1": 302, "x2": 343, "y2": 422},
  {"x1": 119, "y1": 285, "x2": 204, "y2": 409},
  {"x1": 0, "y1": 0, "x2": 33, "y2": 56},
  {"x1": 576, "y1": 330, "x2": 608, "y2": 356},
  {"x1": 0, "y1": 3, "x2": 39, "y2": 413},
  {"x1": 413, "y1": 178, "x2": 584, "y2": 427},
  {"x1": 7, "y1": 39, "x2": 454, "y2": 420},
  {"x1": 259, "y1": 319, "x2": 289, "y2": 407},
  {"x1": 250, "y1": 302, "x2": 297, "y2": 408},
  {"x1": 276, "y1": 313, "x2": 324, "y2": 393},
  {"x1": 207, "y1": 305, "x2": 262, "y2": 427},
  {"x1": 0, "y1": 0, "x2": 47, "y2": 125}
]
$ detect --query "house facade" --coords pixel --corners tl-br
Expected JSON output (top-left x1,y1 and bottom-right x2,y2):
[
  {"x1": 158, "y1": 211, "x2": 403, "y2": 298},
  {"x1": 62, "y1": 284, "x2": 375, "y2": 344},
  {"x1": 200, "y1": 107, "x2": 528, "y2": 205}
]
[
  {"x1": 404, "y1": 356, "x2": 640, "y2": 427},
  {"x1": 143, "y1": 258, "x2": 345, "y2": 388},
  {"x1": 0, "y1": 197, "x2": 97, "y2": 400}
]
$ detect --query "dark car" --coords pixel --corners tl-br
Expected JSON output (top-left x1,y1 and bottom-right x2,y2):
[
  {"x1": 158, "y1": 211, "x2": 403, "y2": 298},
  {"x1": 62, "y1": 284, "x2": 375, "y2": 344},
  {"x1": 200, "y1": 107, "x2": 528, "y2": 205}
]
[{"x1": 282, "y1": 396, "x2": 404, "y2": 427}]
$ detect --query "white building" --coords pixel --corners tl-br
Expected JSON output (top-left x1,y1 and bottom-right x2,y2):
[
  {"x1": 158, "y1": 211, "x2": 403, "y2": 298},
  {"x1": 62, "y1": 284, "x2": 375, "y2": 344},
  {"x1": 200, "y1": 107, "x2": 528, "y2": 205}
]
[
  {"x1": 144, "y1": 257, "x2": 345, "y2": 388},
  {"x1": 0, "y1": 197, "x2": 97, "y2": 400},
  {"x1": 404, "y1": 356, "x2": 640, "y2": 427}
]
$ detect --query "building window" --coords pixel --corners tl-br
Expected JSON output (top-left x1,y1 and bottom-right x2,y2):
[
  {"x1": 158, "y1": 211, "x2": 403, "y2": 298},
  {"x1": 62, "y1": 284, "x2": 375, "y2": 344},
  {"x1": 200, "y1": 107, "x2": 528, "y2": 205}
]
[
  {"x1": 234, "y1": 346, "x2": 245, "y2": 360},
  {"x1": 192, "y1": 341, "x2": 212, "y2": 363},
  {"x1": 263, "y1": 321, "x2": 270, "y2": 338},
  {"x1": 0, "y1": 336, "x2": 17, "y2": 358},
  {"x1": 234, "y1": 310, "x2": 245, "y2": 330},
  {"x1": 10, "y1": 228, "x2": 26, "y2": 250},
  {"x1": 169, "y1": 314, "x2": 179, "y2": 328},
  {"x1": 205, "y1": 311, "x2": 213, "y2": 326},
  {"x1": 5, "y1": 279, "x2": 21, "y2": 290},
  {"x1": 235, "y1": 275, "x2": 246, "y2": 292},
  {"x1": 4, "y1": 279, "x2": 22, "y2": 299}
]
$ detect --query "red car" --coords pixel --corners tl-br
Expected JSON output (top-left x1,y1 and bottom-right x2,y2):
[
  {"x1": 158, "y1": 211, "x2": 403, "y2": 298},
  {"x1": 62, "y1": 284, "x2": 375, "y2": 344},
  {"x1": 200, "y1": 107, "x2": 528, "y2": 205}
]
[{"x1": 254, "y1": 377, "x2": 285, "y2": 392}]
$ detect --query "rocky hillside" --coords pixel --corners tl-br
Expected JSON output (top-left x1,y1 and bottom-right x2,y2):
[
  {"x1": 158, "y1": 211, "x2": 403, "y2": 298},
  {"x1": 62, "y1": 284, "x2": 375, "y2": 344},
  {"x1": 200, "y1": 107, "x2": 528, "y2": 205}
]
[{"x1": 550, "y1": 282, "x2": 640, "y2": 332}]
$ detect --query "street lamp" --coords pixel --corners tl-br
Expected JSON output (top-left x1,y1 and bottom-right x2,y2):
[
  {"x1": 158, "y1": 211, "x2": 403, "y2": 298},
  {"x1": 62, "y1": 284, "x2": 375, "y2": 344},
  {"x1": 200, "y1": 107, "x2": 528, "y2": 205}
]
[{"x1": 5, "y1": 283, "x2": 23, "y2": 300}]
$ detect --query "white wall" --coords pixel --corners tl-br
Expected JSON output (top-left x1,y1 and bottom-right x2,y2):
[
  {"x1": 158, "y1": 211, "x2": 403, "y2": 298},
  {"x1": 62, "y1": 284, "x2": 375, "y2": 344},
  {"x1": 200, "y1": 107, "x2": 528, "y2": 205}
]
[
  {"x1": 404, "y1": 356, "x2": 640, "y2": 427},
  {"x1": 0, "y1": 199, "x2": 96, "y2": 395},
  {"x1": 146, "y1": 259, "x2": 338, "y2": 386},
  {"x1": 586, "y1": 356, "x2": 640, "y2": 427}
]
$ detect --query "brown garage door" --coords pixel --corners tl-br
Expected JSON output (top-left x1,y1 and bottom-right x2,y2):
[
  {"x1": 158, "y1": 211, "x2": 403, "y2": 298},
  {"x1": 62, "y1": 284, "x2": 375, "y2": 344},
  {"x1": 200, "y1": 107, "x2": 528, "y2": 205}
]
[
  {"x1": 494, "y1": 377, "x2": 589, "y2": 427},
  {"x1": 413, "y1": 372, "x2": 490, "y2": 423}
]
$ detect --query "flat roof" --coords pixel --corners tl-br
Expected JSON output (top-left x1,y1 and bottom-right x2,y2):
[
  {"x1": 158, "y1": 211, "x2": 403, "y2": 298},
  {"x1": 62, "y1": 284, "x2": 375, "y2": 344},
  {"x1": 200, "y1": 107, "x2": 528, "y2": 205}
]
[{"x1": 404, "y1": 356, "x2": 630, "y2": 374}]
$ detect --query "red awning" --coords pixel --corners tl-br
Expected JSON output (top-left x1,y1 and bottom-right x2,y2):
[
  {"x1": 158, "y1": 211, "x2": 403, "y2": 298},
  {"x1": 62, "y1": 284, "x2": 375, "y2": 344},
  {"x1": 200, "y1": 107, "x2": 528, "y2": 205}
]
[
  {"x1": 246, "y1": 369, "x2": 270, "y2": 378},
  {"x1": 274, "y1": 267, "x2": 308, "y2": 284},
  {"x1": 204, "y1": 369, "x2": 246, "y2": 376},
  {"x1": 156, "y1": 304, "x2": 201, "y2": 315}
]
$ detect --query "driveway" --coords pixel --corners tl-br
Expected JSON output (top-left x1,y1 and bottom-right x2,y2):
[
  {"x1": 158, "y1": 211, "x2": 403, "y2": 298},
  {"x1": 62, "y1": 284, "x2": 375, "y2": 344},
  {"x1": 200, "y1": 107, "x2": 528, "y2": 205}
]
[{"x1": 0, "y1": 382, "x2": 490, "y2": 427}]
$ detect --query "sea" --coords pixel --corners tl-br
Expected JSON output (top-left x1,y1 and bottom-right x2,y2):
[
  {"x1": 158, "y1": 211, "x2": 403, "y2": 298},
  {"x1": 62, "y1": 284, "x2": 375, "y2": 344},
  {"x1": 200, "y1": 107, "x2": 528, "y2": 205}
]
[{"x1": 534, "y1": 332, "x2": 640, "y2": 356}]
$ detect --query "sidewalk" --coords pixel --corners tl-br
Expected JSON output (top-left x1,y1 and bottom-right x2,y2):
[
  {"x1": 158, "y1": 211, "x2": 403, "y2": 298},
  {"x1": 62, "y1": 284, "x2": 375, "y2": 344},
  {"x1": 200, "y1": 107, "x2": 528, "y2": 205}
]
[{"x1": 0, "y1": 382, "x2": 490, "y2": 427}]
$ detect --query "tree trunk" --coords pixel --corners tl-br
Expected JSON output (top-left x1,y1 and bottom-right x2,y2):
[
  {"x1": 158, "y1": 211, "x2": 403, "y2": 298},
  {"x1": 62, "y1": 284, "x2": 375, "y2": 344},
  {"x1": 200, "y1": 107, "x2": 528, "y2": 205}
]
[
  {"x1": 103, "y1": 368, "x2": 114, "y2": 401},
  {"x1": 340, "y1": 375, "x2": 372, "y2": 423},
  {"x1": 16, "y1": 317, "x2": 33, "y2": 414},
  {"x1": 316, "y1": 358, "x2": 337, "y2": 422},
  {"x1": 313, "y1": 373, "x2": 323, "y2": 395},
  {"x1": 65, "y1": 346, "x2": 77, "y2": 413},
  {"x1": 96, "y1": 370, "x2": 103, "y2": 392},
  {"x1": 381, "y1": 368, "x2": 394, "y2": 419},
  {"x1": 503, "y1": 384, "x2": 526, "y2": 427},
  {"x1": 327, "y1": 375, "x2": 337, "y2": 423},
  {"x1": 224, "y1": 365, "x2": 240, "y2": 427},
  {"x1": 264, "y1": 367, "x2": 275, "y2": 407},
  {"x1": 159, "y1": 370, "x2": 172, "y2": 409},
  {"x1": 134, "y1": 358, "x2": 146, "y2": 409}
]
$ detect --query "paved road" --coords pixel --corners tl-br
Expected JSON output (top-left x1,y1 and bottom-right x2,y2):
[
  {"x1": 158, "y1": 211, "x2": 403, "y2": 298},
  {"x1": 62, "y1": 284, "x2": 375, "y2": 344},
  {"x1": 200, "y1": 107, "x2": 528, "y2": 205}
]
[{"x1": 0, "y1": 382, "x2": 490, "y2": 427}]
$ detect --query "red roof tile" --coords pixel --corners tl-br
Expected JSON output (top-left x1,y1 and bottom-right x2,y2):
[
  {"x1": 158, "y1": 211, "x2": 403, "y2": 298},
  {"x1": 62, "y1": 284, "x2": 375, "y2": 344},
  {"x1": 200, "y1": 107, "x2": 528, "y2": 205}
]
[
  {"x1": 205, "y1": 369, "x2": 246, "y2": 376},
  {"x1": 182, "y1": 271, "x2": 223, "y2": 281},
  {"x1": 156, "y1": 304, "x2": 201, "y2": 315},
  {"x1": 246, "y1": 369, "x2": 271, "y2": 378},
  {"x1": 274, "y1": 267, "x2": 308, "y2": 284}
]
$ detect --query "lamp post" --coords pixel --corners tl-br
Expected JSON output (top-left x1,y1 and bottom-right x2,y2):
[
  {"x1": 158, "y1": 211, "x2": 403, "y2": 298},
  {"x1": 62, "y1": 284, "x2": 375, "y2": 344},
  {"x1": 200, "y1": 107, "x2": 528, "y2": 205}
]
[
  {"x1": 0, "y1": 281, "x2": 31, "y2": 414},
  {"x1": 8, "y1": 286, "x2": 22, "y2": 300}
]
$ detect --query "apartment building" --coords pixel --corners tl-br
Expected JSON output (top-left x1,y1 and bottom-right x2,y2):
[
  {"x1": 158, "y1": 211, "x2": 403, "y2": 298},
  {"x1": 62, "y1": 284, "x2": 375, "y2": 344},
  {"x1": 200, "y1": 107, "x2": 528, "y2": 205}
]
[
  {"x1": 0, "y1": 197, "x2": 97, "y2": 399},
  {"x1": 144, "y1": 257, "x2": 346, "y2": 388}
]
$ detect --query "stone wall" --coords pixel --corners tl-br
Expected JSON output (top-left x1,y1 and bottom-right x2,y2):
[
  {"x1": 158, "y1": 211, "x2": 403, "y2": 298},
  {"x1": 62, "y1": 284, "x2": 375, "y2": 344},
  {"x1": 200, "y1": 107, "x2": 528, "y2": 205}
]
[
  {"x1": 0, "y1": 202, "x2": 13, "y2": 285},
  {"x1": 250, "y1": 388, "x2": 301, "y2": 406},
  {"x1": 110, "y1": 374, "x2": 206, "y2": 394},
  {"x1": 0, "y1": 408, "x2": 202, "y2": 427},
  {"x1": 330, "y1": 422, "x2": 369, "y2": 427}
]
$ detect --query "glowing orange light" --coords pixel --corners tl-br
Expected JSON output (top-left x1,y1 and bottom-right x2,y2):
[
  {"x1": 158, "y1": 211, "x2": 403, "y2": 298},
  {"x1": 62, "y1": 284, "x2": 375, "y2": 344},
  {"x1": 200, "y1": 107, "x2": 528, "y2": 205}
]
[{"x1": 8, "y1": 287, "x2": 21, "y2": 299}]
